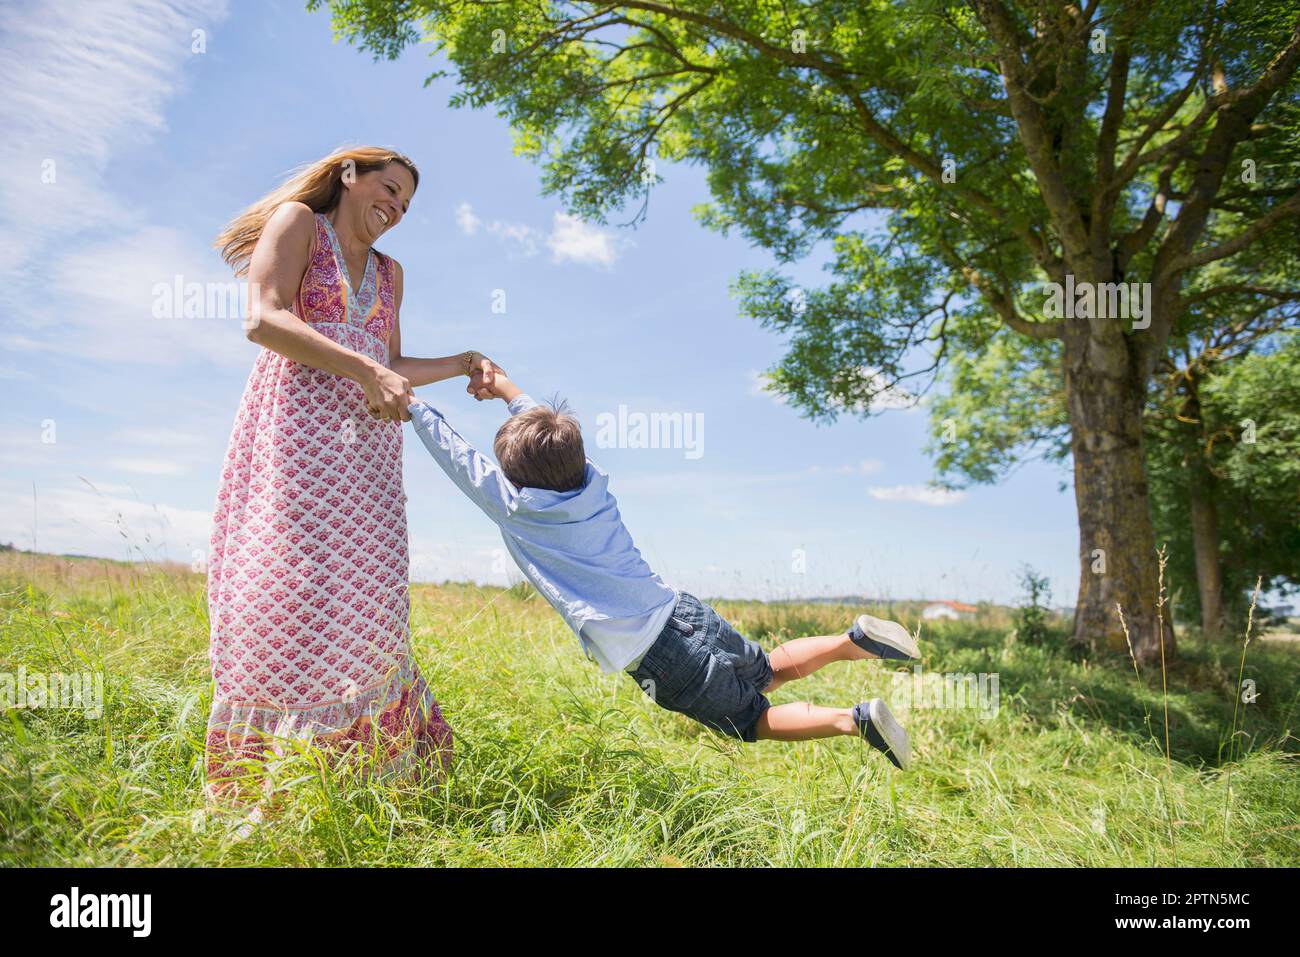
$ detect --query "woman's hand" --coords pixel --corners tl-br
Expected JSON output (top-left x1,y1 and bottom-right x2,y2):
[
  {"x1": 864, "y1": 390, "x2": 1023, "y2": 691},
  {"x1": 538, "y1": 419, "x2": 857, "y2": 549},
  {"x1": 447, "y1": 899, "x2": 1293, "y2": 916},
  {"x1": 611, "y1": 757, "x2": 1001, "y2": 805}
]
[
  {"x1": 466, "y1": 352, "x2": 506, "y2": 401},
  {"x1": 361, "y1": 362, "x2": 415, "y2": 421}
]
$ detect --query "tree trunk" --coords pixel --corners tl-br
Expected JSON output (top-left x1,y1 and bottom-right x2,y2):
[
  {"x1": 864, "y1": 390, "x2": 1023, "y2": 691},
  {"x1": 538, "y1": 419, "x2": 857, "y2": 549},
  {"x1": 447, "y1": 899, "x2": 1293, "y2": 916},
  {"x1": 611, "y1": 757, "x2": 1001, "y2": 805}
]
[
  {"x1": 1064, "y1": 324, "x2": 1176, "y2": 664},
  {"x1": 1188, "y1": 472, "x2": 1224, "y2": 638},
  {"x1": 1178, "y1": 376, "x2": 1225, "y2": 639}
]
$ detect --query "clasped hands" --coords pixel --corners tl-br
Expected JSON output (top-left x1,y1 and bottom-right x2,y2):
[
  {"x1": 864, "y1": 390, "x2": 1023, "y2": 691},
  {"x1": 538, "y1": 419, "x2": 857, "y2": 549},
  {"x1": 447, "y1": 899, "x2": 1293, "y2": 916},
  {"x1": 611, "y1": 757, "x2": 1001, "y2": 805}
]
[{"x1": 466, "y1": 356, "x2": 510, "y2": 401}]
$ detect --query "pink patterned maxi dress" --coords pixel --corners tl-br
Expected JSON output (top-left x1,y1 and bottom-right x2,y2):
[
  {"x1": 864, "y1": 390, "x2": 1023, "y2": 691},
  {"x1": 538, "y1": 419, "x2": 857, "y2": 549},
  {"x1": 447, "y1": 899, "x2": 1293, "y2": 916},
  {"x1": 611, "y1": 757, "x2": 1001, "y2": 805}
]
[{"x1": 205, "y1": 212, "x2": 452, "y2": 797}]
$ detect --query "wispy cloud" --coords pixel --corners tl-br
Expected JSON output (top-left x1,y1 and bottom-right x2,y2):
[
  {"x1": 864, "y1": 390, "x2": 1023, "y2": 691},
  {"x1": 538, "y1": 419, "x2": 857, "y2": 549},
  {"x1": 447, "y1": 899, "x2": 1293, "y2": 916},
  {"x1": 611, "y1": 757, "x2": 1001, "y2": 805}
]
[
  {"x1": 0, "y1": 479, "x2": 212, "y2": 560},
  {"x1": 408, "y1": 536, "x2": 524, "y2": 586},
  {"x1": 867, "y1": 484, "x2": 966, "y2": 507},
  {"x1": 34, "y1": 225, "x2": 256, "y2": 366},
  {"x1": 835, "y1": 459, "x2": 883, "y2": 476},
  {"x1": 455, "y1": 202, "x2": 627, "y2": 267},
  {"x1": 454, "y1": 201, "x2": 481, "y2": 236},
  {"x1": 858, "y1": 366, "x2": 922, "y2": 412},
  {"x1": 111, "y1": 427, "x2": 204, "y2": 448},
  {"x1": 0, "y1": 0, "x2": 235, "y2": 370},
  {"x1": 0, "y1": 421, "x2": 209, "y2": 480},
  {"x1": 0, "y1": 425, "x2": 65, "y2": 470},
  {"x1": 487, "y1": 219, "x2": 543, "y2": 257},
  {"x1": 613, "y1": 460, "x2": 888, "y2": 496},
  {"x1": 0, "y1": 0, "x2": 229, "y2": 272},
  {"x1": 108, "y1": 457, "x2": 189, "y2": 477},
  {"x1": 547, "y1": 212, "x2": 622, "y2": 267},
  {"x1": 749, "y1": 367, "x2": 922, "y2": 414}
]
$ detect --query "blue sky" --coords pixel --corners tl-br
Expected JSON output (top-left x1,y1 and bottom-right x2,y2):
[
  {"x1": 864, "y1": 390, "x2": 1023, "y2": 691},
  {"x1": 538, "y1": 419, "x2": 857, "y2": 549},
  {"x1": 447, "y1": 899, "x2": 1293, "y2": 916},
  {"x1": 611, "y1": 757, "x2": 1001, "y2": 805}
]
[{"x1": 0, "y1": 0, "x2": 1083, "y2": 606}]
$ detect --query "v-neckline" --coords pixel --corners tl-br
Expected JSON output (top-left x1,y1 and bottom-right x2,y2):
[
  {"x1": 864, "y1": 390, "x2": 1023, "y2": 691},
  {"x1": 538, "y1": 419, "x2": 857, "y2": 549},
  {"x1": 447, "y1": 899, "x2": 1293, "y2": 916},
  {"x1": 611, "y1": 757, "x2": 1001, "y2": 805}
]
[{"x1": 321, "y1": 214, "x2": 374, "y2": 298}]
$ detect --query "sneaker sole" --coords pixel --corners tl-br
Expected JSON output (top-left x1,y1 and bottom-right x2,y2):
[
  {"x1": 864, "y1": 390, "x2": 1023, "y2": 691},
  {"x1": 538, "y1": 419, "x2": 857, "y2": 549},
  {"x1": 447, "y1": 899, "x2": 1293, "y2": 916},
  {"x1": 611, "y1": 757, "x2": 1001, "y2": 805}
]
[
  {"x1": 869, "y1": 698, "x2": 912, "y2": 771},
  {"x1": 855, "y1": 613, "x2": 921, "y2": 660}
]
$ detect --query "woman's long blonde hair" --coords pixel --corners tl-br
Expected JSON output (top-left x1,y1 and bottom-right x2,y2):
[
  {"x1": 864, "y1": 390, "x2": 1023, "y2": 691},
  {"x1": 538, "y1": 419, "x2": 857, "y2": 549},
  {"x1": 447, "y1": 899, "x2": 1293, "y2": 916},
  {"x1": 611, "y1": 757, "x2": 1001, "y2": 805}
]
[{"x1": 215, "y1": 145, "x2": 419, "y2": 276}]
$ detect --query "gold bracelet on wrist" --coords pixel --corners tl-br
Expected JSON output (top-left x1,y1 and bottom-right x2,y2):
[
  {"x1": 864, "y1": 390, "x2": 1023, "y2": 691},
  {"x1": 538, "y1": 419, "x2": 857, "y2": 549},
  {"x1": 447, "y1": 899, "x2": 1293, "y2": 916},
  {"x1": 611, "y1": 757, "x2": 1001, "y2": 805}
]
[{"x1": 462, "y1": 350, "x2": 476, "y2": 376}]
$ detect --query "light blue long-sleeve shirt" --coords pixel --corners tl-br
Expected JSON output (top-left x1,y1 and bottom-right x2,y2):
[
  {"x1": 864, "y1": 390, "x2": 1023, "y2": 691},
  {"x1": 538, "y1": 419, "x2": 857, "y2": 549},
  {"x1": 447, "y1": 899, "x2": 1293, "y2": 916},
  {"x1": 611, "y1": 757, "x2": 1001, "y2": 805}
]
[{"x1": 407, "y1": 394, "x2": 677, "y2": 673}]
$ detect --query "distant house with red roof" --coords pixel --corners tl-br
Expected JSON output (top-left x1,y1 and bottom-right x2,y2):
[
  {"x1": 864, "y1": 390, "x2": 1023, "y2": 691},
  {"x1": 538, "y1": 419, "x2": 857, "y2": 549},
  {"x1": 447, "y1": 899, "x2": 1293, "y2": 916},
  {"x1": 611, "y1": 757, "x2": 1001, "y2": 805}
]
[{"x1": 922, "y1": 599, "x2": 979, "y2": 621}]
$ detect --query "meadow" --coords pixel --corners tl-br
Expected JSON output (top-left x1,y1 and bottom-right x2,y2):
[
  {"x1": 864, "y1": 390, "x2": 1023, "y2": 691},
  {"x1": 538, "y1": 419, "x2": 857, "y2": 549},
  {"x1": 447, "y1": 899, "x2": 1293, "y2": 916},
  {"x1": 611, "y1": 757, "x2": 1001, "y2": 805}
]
[{"x1": 1, "y1": 550, "x2": 1296, "y2": 867}]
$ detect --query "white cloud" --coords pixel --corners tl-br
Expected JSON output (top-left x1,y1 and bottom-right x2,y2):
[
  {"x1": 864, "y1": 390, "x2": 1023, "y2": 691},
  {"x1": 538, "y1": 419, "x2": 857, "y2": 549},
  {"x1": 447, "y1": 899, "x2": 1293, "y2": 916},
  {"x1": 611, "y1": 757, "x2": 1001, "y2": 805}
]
[
  {"x1": 856, "y1": 366, "x2": 920, "y2": 412},
  {"x1": 454, "y1": 201, "x2": 481, "y2": 235},
  {"x1": 0, "y1": 0, "x2": 229, "y2": 273},
  {"x1": 408, "y1": 537, "x2": 520, "y2": 586},
  {"x1": 0, "y1": 426, "x2": 65, "y2": 470},
  {"x1": 867, "y1": 484, "x2": 966, "y2": 507},
  {"x1": 547, "y1": 212, "x2": 622, "y2": 267},
  {"x1": 0, "y1": 334, "x2": 49, "y2": 354},
  {"x1": 28, "y1": 225, "x2": 257, "y2": 367},
  {"x1": 0, "y1": 420, "x2": 212, "y2": 481},
  {"x1": 613, "y1": 460, "x2": 889, "y2": 497},
  {"x1": 456, "y1": 203, "x2": 627, "y2": 267},
  {"x1": 111, "y1": 427, "x2": 204, "y2": 448},
  {"x1": 0, "y1": 0, "x2": 239, "y2": 371},
  {"x1": 750, "y1": 367, "x2": 920, "y2": 414},
  {"x1": 0, "y1": 479, "x2": 212, "y2": 561},
  {"x1": 108, "y1": 457, "x2": 189, "y2": 477},
  {"x1": 487, "y1": 218, "x2": 543, "y2": 257},
  {"x1": 835, "y1": 459, "x2": 883, "y2": 476}
]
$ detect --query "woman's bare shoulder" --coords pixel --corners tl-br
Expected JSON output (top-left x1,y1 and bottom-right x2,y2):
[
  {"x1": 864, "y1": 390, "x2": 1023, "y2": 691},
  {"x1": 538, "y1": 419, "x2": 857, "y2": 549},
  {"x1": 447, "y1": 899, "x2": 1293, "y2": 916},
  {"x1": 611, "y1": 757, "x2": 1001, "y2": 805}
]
[
  {"x1": 269, "y1": 201, "x2": 316, "y2": 228},
  {"x1": 249, "y1": 203, "x2": 317, "y2": 273},
  {"x1": 261, "y1": 202, "x2": 317, "y2": 255}
]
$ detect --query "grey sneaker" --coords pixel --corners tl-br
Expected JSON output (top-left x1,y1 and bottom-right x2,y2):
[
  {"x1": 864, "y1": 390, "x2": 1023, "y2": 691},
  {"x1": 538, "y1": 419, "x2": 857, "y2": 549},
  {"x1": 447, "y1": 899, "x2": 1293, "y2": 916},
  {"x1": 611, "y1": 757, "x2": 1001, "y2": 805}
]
[
  {"x1": 849, "y1": 613, "x2": 920, "y2": 660},
  {"x1": 852, "y1": 698, "x2": 912, "y2": 770}
]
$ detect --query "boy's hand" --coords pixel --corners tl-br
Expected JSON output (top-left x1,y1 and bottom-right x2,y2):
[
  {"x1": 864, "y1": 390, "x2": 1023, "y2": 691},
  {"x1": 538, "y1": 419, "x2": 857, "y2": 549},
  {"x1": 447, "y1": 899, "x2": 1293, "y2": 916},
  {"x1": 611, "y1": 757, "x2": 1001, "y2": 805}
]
[
  {"x1": 465, "y1": 354, "x2": 504, "y2": 400},
  {"x1": 468, "y1": 367, "x2": 522, "y2": 403}
]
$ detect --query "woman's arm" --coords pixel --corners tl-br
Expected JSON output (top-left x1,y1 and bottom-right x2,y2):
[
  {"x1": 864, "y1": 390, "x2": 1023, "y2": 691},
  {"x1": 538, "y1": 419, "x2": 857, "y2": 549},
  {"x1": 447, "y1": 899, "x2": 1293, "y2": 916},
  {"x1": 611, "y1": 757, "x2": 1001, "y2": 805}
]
[
  {"x1": 387, "y1": 259, "x2": 503, "y2": 393},
  {"x1": 245, "y1": 202, "x2": 413, "y2": 421}
]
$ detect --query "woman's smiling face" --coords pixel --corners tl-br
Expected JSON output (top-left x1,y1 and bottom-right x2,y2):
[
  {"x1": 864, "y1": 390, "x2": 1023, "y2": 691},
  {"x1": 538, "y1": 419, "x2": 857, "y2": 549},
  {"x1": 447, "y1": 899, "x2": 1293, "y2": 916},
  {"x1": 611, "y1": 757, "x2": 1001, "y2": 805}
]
[{"x1": 347, "y1": 161, "x2": 416, "y2": 242}]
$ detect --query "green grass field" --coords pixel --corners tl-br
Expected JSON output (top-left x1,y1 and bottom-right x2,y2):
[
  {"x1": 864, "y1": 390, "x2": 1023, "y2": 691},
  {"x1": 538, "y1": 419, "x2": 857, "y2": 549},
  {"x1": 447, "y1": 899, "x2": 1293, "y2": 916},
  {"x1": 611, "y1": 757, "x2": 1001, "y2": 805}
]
[{"x1": 1, "y1": 551, "x2": 1296, "y2": 867}]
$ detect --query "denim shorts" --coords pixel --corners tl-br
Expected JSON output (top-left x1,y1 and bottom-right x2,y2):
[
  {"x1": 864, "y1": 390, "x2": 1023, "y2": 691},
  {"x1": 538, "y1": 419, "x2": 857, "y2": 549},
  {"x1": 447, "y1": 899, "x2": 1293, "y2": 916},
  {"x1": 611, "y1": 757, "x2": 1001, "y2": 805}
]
[{"x1": 627, "y1": 592, "x2": 773, "y2": 743}]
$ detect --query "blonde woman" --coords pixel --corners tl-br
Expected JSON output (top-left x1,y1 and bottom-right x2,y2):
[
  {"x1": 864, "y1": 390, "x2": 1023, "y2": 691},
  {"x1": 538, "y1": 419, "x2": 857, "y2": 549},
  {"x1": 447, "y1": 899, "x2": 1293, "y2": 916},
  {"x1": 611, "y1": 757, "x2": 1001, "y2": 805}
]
[{"x1": 207, "y1": 146, "x2": 495, "y2": 797}]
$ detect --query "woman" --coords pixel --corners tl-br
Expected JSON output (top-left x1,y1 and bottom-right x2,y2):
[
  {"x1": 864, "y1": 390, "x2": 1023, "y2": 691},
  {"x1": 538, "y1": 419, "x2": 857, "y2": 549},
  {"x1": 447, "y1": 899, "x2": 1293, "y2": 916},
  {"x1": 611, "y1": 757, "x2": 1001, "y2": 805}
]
[{"x1": 207, "y1": 146, "x2": 495, "y2": 798}]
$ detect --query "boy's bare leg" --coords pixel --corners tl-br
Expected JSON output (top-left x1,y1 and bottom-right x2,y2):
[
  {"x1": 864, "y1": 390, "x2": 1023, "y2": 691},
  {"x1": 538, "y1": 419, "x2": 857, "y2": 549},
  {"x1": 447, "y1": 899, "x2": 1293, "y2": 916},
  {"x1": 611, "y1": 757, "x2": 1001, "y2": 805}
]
[
  {"x1": 754, "y1": 700, "x2": 913, "y2": 769},
  {"x1": 754, "y1": 703, "x2": 856, "y2": 740},
  {"x1": 766, "y1": 632, "x2": 874, "y2": 692}
]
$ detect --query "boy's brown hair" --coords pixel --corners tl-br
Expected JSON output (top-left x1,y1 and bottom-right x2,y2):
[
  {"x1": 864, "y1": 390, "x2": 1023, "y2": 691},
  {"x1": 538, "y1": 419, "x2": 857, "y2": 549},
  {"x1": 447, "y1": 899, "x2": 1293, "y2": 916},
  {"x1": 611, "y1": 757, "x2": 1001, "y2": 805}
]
[{"x1": 494, "y1": 399, "x2": 586, "y2": 492}]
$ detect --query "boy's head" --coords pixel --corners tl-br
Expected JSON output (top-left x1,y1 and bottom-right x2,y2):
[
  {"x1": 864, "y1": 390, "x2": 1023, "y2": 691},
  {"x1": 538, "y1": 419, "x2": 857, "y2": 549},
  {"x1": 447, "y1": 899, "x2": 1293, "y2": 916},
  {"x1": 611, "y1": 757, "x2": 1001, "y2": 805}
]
[{"x1": 494, "y1": 399, "x2": 586, "y2": 492}]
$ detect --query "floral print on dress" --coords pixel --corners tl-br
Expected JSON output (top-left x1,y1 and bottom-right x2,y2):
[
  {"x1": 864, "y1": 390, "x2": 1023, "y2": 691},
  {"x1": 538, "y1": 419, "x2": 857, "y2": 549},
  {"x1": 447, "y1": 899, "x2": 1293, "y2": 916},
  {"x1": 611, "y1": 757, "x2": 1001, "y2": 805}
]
[{"x1": 205, "y1": 212, "x2": 451, "y2": 798}]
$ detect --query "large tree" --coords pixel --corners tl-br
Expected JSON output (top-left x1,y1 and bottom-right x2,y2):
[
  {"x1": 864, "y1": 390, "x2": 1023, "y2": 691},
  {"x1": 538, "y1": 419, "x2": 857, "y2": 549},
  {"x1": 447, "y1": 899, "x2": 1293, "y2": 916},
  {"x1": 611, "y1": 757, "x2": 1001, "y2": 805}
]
[
  {"x1": 1145, "y1": 287, "x2": 1300, "y2": 635},
  {"x1": 929, "y1": 204, "x2": 1300, "y2": 637},
  {"x1": 930, "y1": 320, "x2": 1300, "y2": 639},
  {"x1": 1147, "y1": 332, "x2": 1300, "y2": 632},
  {"x1": 315, "y1": 0, "x2": 1300, "y2": 661}
]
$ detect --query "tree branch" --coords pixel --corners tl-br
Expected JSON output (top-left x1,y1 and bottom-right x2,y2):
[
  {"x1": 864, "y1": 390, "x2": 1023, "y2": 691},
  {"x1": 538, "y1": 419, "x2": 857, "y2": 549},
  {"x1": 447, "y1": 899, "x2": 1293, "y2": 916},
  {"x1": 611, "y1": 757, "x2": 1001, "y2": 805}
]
[
  {"x1": 936, "y1": 235, "x2": 1064, "y2": 340},
  {"x1": 970, "y1": 0, "x2": 1092, "y2": 268},
  {"x1": 1172, "y1": 189, "x2": 1300, "y2": 271},
  {"x1": 1177, "y1": 281, "x2": 1300, "y2": 310}
]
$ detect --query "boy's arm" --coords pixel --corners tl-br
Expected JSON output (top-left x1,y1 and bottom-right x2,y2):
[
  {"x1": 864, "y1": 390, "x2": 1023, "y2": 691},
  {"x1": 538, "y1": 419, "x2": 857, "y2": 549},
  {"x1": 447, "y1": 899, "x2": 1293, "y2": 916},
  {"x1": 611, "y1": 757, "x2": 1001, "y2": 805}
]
[
  {"x1": 407, "y1": 401, "x2": 520, "y2": 522},
  {"x1": 478, "y1": 371, "x2": 544, "y2": 421},
  {"x1": 479, "y1": 373, "x2": 599, "y2": 468},
  {"x1": 505, "y1": 394, "x2": 538, "y2": 415}
]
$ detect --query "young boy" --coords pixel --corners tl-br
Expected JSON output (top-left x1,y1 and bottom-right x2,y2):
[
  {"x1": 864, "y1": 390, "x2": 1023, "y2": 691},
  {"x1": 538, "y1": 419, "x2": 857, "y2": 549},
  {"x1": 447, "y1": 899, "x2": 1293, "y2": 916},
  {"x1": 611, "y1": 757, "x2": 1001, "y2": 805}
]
[{"x1": 406, "y1": 373, "x2": 918, "y2": 769}]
